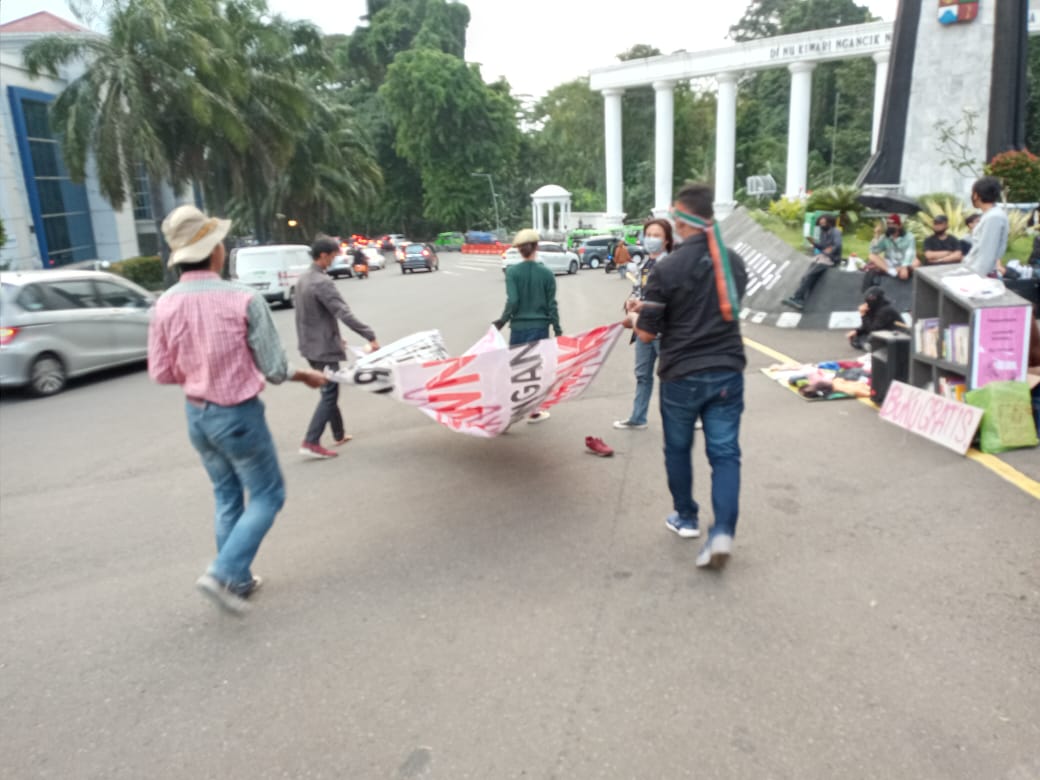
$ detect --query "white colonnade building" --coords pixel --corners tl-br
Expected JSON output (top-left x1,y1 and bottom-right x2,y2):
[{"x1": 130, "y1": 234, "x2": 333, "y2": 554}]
[{"x1": 589, "y1": 21, "x2": 897, "y2": 221}]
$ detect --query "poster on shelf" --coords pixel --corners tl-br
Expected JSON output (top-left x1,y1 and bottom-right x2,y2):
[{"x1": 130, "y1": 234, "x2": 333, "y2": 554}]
[{"x1": 971, "y1": 306, "x2": 1032, "y2": 388}]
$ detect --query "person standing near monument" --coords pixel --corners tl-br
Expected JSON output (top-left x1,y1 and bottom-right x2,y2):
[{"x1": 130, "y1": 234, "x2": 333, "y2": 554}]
[
  {"x1": 296, "y1": 236, "x2": 380, "y2": 459},
  {"x1": 148, "y1": 205, "x2": 328, "y2": 615},
  {"x1": 961, "y1": 176, "x2": 1009, "y2": 277},
  {"x1": 630, "y1": 183, "x2": 748, "y2": 570}
]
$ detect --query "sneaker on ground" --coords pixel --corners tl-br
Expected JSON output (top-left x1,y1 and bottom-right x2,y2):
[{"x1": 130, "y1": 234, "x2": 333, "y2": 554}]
[
  {"x1": 613, "y1": 420, "x2": 648, "y2": 430},
  {"x1": 232, "y1": 575, "x2": 263, "y2": 598},
  {"x1": 527, "y1": 410, "x2": 551, "y2": 423},
  {"x1": 196, "y1": 573, "x2": 250, "y2": 615},
  {"x1": 585, "y1": 436, "x2": 614, "y2": 457},
  {"x1": 696, "y1": 534, "x2": 733, "y2": 569},
  {"x1": 299, "y1": 441, "x2": 338, "y2": 459},
  {"x1": 665, "y1": 512, "x2": 700, "y2": 538},
  {"x1": 333, "y1": 435, "x2": 353, "y2": 446}
]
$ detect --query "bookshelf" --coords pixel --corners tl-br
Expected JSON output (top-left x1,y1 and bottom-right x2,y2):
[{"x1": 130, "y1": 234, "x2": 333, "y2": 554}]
[{"x1": 909, "y1": 265, "x2": 1034, "y2": 399}]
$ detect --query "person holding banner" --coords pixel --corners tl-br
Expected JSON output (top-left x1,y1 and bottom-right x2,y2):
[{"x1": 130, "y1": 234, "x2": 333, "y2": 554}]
[
  {"x1": 615, "y1": 217, "x2": 673, "y2": 430},
  {"x1": 493, "y1": 229, "x2": 563, "y2": 423},
  {"x1": 631, "y1": 183, "x2": 748, "y2": 570},
  {"x1": 296, "y1": 236, "x2": 380, "y2": 459}
]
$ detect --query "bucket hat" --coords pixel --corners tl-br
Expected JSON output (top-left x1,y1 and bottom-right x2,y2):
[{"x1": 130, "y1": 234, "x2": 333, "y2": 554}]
[{"x1": 162, "y1": 205, "x2": 231, "y2": 267}]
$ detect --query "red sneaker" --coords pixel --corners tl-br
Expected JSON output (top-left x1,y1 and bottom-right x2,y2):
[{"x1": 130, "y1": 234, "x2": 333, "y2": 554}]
[
  {"x1": 299, "y1": 442, "x2": 338, "y2": 459},
  {"x1": 585, "y1": 436, "x2": 614, "y2": 457}
]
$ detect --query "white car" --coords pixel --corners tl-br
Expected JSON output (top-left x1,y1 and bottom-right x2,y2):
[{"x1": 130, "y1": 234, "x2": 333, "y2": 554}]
[
  {"x1": 361, "y1": 247, "x2": 386, "y2": 270},
  {"x1": 501, "y1": 241, "x2": 580, "y2": 275}
]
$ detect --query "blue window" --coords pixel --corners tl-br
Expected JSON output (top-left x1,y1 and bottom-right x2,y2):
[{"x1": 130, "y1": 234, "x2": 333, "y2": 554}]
[{"x1": 8, "y1": 87, "x2": 97, "y2": 267}]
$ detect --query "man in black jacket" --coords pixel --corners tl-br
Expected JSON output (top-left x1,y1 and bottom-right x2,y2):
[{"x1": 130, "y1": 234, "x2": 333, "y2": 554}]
[{"x1": 631, "y1": 183, "x2": 748, "y2": 570}]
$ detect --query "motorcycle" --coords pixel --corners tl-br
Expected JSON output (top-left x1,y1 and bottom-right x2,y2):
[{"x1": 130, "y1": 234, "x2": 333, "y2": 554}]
[{"x1": 352, "y1": 250, "x2": 369, "y2": 280}]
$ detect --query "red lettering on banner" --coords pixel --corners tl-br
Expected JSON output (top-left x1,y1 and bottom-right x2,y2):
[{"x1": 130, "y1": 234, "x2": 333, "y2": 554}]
[{"x1": 543, "y1": 326, "x2": 618, "y2": 406}]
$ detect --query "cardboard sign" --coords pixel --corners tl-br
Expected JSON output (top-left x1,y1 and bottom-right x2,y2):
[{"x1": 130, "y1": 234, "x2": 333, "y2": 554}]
[{"x1": 879, "y1": 381, "x2": 984, "y2": 455}]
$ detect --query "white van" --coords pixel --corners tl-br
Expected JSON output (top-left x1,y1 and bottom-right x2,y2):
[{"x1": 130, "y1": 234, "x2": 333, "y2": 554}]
[{"x1": 230, "y1": 245, "x2": 312, "y2": 307}]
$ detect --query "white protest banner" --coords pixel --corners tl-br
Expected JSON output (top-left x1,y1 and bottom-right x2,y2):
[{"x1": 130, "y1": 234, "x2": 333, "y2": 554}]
[
  {"x1": 879, "y1": 380, "x2": 983, "y2": 455},
  {"x1": 327, "y1": 330, "x2": 449, "y2": 393},
  {"x1": 392, "y1": 323, "x2": 623, "y2": 438}
]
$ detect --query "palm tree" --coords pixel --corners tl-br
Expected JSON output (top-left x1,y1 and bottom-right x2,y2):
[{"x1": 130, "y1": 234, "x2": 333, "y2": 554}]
[
  {"x1": 805, "y1": 184, "x2": 865, "y2": 232},
  {"x1": 23, "y1": 0, "x2": 246, "y2": 278}
]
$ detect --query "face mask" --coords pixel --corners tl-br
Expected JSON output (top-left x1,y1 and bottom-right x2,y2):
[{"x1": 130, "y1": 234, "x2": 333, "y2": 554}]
[{"x1": 643, "y1": 236, "x2": 664, "y2": 254}]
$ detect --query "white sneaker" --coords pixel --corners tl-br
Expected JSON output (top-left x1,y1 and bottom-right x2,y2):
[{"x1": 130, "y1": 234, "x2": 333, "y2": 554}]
[
  {"x1": 527, "y1": 411, "x2": 551, "y2": 423},
  {"x1": 613, "y1": 420, "x2": 648, "y2": 430},
  {"x1": 695, "y1": 534, "x2": 733, "y2": 570},
  {"x1": 196, "y1": 573, "x2": 250, "y2": 615}
]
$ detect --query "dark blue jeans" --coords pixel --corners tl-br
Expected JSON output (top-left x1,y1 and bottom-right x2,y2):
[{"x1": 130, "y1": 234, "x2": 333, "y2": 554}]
[
  {"x1": 510, "y1": 326, "x2": 549, "y2": 346},
  {"x1": 659, "y1": 370, "x2": 744, "y2": 538},
  {"x1": 627, "y1": 337, "x2": 660, "y2": 426}
]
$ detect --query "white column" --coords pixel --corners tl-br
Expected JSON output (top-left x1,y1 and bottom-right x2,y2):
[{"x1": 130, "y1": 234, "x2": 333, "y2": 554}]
[
  {"x1": 785, "y1": 62, "x2": 815, "y2": 199},
  {"x1": 871, "y1": 52, "x2": 890, "y2": 154},
  {"x1": 652, "y1": 81, "x2": 675, "y2": 214},
  {"x1": 531, "y1": 200, "x2": 538, "y2": 232},
  {"x1": 548, "y1": 202, "x2": 555, "y2": 234},
  {"x1": 602, "y1": 88, "x2": 625, "y2": 219},
  {"x1": 714, "y1": 72, "x2": 739, "y2": 218}
]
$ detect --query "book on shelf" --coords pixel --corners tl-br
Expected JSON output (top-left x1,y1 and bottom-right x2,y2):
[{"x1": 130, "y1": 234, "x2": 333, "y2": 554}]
[
  {"x1": 937, "y1": 376, "x2": 967, "y2": 401},
  {"x1": 945, "y1": 323, "x2": 969, "y2": 365},
  {"x1": 914, "y1": 317, "x2": 940, "y2": 358}
]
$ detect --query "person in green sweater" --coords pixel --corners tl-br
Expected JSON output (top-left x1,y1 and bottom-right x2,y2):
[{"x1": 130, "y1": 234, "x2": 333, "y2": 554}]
[{"x1": 493, "y1": 228, "x2": 563, "y2": 423}]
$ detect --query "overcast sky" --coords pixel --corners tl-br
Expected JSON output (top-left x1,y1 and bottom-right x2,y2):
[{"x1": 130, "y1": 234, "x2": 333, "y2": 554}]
[{"x1": 3, "y1": 0, "x2": 899, "y2": 98}]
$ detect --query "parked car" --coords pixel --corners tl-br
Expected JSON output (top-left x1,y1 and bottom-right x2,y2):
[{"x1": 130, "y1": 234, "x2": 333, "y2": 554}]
[
  {"x1": 575, "y1": 236, "x2": 615, "y2": 269},
  {"x1": 362, "y1": 247, "x2": 386, "y2": 270},
  {"x1": 229, "y1": 244, "x2": 311, "y2": 307},
  {"x1": 501, "y1": 241, "x2": 579, "y2": 275},
  {"x1": 328, "y1": 253, "x2": 353, "y2": 279},
  {"x1": 0, "y1": 269, "x2": 155, "y2": 397},
  {"x1": 380, "y1": 233, "x2": 407, "y2": 250},
  {"x1": 400, "y1": 243, "x2": 439, "y2": 273}
]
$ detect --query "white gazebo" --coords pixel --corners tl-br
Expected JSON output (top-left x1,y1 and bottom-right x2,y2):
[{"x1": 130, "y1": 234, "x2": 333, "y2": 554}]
[{"x1": 531, "y1": 185, "x2": 572, "y2": 237}]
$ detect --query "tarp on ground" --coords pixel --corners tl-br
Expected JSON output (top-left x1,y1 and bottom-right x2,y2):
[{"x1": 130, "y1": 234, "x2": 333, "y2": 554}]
[{"x1": 328, "y1": 324, "x2": 623, "y2": 437}]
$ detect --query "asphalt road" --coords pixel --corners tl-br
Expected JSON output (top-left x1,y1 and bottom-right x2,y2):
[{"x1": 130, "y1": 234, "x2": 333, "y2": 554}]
[{"x1": 2, "y1": 252, "x2": 1038, "y2": 779}]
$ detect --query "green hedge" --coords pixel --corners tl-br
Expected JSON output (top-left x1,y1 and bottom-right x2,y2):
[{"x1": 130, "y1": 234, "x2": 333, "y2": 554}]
[{"x1": 111, "y1": 256, "x2": 164, "y2": 290}]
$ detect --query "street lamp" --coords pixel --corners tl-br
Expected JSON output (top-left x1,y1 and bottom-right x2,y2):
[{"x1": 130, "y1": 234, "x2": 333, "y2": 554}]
[{"x1": 471, "y1": 172, "x2": 501, "y2": 238}]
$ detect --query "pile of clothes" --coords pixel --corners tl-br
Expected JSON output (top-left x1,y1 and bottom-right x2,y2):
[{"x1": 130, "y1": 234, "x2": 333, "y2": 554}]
[{"x1": 762, "y1": 357, "x2": 873, "y2": 401}]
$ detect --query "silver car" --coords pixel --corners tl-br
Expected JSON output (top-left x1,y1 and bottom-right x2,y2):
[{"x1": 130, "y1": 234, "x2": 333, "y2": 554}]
[
  {"x1": 0, "y1": 270, "x2": 155, "y2": 397},
  {"x1": 501, "y1": 241, "x2": 580, "y2": 275}
]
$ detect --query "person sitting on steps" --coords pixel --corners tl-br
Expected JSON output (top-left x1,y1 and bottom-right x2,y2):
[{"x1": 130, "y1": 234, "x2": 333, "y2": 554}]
[
  {"x1": 783, "y1": 214, "x2": 843, "y2": 310},
  {"x1": 863, "y1": 214, "x2": 915, "y2": 292},
  {"x1": 846, "y1": 285, "x2": 907, "y2": 351}
]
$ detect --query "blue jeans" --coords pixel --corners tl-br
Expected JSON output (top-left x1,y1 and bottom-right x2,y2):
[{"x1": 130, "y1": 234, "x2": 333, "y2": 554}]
[
  {"x1": 185, "y1": 396, "x2": 286, "y2": 588},
  {"x1": 510, "y1": 326, "x2": 549, "y2": 346},
  {"x1": 627, "y1": 338, "x2": 659, "y2": 426},
  {"x1": 304, "y1": 360, "x2": 343, "y2": 444},
  {"x1": 659, "y1": 370, "x2": 744, "y2": 538}
]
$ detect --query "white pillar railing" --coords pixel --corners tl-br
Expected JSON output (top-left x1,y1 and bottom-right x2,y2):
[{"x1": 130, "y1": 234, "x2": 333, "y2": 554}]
[
  {"x1": 603, "y1": 87, "x2": 625, "y2": 218},
  {"x1": 714, "y1": 72, "x2": 739, "y2": 217},
  {"x1": 652, "y1": 81, "x2": 675, "y2": 214},
  {"x1": 785, "y1": 62, "x2": 815, "y2": 199},
  {"x1": 871, "y1": 51, "x2": 890, "y2": 154}
]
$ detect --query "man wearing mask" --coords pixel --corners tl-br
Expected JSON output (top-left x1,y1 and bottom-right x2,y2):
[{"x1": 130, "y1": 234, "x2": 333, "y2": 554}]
[
  {"x1": 914, "y1": 214, "x2": 963, "y2": 268},
  {"x1": 863, "y1": 214, "x2": 915, "y2": 291},
  {"x1": 961, "y1": 176, "x2": 1009, "y2": 277},
  {"x1": 783, "y1": 213, "x2": 843, "y2": 310},
  {"x1": 629, "y1": 183, "x2": 748, "y2": 570}
]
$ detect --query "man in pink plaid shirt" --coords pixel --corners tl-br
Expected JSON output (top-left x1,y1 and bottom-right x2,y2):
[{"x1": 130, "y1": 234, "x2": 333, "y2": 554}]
[{"x1": 149, "y1": 205, "x2": 326, "y2": 615}]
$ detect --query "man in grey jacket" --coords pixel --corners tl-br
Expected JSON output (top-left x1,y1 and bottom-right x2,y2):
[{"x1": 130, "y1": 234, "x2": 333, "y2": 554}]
[
  {"x1": 961, "y1": 176, "x2": 1009, "y2": 277},
  {"x1": 296, "y1": 236, "x2": 380, "y2": 459}
]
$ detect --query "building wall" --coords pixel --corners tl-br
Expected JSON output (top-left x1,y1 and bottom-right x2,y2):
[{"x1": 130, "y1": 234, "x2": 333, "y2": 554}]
[{"x1": 0, "y1": 42, "x2": 140, "y2": 270}]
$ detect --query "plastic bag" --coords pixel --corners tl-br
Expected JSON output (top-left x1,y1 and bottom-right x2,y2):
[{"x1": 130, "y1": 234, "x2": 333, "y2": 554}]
[{"x1": 964, "y1": 381, "x2": 1039, "y2": 453}]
